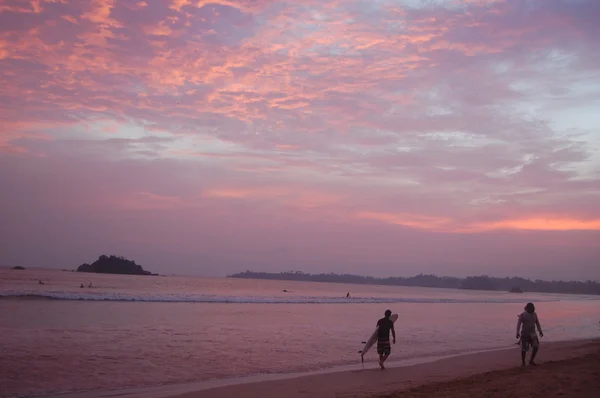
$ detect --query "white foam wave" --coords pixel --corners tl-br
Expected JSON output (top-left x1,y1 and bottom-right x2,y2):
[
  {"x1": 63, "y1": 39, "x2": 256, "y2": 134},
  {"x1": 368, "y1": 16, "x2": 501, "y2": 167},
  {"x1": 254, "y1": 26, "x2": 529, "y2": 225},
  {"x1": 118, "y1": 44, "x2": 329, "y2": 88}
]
[{"x1": 0, "y1": 290, "x2": 555, "y2": 304}]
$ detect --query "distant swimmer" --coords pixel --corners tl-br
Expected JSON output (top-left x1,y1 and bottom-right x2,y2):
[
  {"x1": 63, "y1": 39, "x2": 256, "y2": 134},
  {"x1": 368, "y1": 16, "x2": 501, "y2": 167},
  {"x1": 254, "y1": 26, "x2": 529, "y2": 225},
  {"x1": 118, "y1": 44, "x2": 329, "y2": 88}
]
[
  {"x1": 80, "y1": 284, "x2": 85, "y2": 288},
  {"x1": 88, "y1": 282, "x2": 93, "y2": 288},
  {"x1": 376, "y1": 309, "x2": 396, "y2": 370},
  {"x1": 516, "y1": 302, "x2": 544, "y2": 367},
  {"x1": 38, "y1": 280, "x2": 44, "y2": 285}
]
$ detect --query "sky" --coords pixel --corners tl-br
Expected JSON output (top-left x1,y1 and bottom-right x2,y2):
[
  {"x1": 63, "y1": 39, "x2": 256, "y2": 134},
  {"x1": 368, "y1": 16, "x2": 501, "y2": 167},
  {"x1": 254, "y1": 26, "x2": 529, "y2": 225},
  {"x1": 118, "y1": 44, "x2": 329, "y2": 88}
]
[{"x1": 1, "y1": 0, "x2": 599, "y2": 281}]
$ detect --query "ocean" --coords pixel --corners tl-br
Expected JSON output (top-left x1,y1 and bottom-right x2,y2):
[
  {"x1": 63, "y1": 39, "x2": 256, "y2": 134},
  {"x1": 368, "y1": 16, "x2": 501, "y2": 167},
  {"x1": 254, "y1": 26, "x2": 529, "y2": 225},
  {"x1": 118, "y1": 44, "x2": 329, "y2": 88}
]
[{"x1": 1, "y1": 268, "x2": 599, "y2": 398}]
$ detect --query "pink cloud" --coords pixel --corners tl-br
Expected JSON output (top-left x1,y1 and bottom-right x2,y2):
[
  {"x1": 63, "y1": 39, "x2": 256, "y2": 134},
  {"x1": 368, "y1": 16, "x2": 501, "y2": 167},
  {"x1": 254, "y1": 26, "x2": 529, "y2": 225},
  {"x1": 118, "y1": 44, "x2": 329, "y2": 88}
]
[
  {"x1": 357, "y1": 211, "x2": 600, "y2": 233},
  {"x1": 111, "y1": 191, "x2": 184, "y2": 211},
  {"x1": 0, "y1": 0, "x2": 599, "y2": 279}
]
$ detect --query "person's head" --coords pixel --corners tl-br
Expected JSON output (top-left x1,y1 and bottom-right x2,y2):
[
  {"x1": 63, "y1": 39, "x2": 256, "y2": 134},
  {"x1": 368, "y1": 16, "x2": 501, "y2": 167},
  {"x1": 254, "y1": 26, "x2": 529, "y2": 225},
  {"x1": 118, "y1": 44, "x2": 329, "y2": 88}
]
[
  {"x1": 384, "y1": 309, "x2": 392, "y2": 318},
  {"x1": 525, "y1": 302, "x2": 535, "y2": 313}
]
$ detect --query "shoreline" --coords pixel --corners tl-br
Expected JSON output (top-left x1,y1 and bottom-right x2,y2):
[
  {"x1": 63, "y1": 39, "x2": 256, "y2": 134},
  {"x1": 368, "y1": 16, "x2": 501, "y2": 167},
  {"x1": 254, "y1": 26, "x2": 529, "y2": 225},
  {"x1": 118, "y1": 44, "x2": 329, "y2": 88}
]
[
  {"x1": 44, "y1": 338, "x2": 599, "y2": 398},
  {"x1": 228, "y1": 274, "x2": 600, "y2": 296},
  {"x1": 380, "y1": 341, "x2": 600, "y2": 398}
]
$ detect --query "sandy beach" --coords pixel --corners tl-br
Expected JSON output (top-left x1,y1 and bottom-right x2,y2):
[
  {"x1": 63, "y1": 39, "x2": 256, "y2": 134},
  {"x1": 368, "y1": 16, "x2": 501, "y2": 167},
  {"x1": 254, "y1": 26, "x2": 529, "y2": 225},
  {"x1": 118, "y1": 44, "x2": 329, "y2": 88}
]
[
  {"x1": 379, "y1": 345, "x2": 600, "y2": 398},
  {"x1": 47, "y1": 339, "x2": 600, "y2": 398},
  {"x1": 169, "y1": 339, "x2": 600, "y2": 398}
]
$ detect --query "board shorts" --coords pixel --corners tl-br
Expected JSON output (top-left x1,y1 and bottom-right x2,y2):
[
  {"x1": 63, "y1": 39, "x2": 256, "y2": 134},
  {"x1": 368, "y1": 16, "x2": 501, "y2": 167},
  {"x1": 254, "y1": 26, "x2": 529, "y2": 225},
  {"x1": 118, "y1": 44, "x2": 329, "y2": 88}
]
[
  {"x1": 520, "y1": 334, "x2": 539, "y2": 352},
  {"x1": 377, "y1": 339, "x2": 391, "y2": 355}
]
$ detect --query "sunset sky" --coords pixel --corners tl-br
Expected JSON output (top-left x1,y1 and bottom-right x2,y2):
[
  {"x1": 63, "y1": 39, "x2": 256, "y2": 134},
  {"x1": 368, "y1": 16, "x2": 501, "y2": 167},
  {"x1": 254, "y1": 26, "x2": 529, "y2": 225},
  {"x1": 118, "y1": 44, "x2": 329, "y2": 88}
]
[{"x1": 1, "y1": 0, "x2": 599, "y2": 280}]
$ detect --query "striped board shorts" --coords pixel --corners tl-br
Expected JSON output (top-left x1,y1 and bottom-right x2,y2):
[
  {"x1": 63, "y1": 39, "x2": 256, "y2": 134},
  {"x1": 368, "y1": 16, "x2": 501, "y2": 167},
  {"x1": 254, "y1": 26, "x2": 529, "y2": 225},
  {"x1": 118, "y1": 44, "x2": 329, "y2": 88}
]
[
  {"x1": 520, "y1": 334, "x2": 540, "y2": 351},
  {"x1": 377, "y1": 338, "x2": 391, "y2": 355}
]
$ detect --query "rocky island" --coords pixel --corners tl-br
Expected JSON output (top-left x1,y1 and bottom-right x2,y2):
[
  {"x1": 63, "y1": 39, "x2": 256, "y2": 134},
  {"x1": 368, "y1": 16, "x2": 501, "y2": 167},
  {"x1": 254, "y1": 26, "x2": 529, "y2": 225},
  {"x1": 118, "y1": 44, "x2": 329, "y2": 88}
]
[
  {"x1": 11, "y1": 266, "x2": 25, "y2": 270},
  {"x1": 77, "y1": 255, "x2": 156, "y2": 275}
]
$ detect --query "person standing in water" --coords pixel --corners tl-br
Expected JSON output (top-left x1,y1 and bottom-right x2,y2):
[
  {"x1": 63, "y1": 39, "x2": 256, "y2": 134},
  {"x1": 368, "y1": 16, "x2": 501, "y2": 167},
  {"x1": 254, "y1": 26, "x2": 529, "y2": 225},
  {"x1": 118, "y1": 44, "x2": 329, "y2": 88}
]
[
  {"x1": 516, "y1": 302, "x2": 544, "y2": 366},
  {"x1": 376, "y1": 309, "x2": 396, "y2": 369}
]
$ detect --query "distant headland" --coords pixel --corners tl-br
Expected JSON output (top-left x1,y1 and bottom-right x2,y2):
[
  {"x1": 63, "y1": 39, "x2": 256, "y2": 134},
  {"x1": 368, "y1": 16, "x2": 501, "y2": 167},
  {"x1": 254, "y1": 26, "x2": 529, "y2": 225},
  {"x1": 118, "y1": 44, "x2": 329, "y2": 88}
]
[
  {"x1": 228, "y1": 271, "x2": 600, "y2": 295},
  {"x1": 77, "y1": 255, "x2": 156, "y2": 276}
]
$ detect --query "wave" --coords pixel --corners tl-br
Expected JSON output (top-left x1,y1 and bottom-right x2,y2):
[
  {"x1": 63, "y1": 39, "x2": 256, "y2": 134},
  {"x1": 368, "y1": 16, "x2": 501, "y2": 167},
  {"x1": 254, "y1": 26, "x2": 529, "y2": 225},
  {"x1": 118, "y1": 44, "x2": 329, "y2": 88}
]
[{"x1": 0, "y1": 290, "x2": 558, "y2": 304}]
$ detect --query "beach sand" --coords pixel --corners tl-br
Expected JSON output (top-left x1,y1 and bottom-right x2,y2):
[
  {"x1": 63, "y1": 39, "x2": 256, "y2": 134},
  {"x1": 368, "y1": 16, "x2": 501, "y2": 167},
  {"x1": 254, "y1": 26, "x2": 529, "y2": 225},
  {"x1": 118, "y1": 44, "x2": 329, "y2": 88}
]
[
  {"x1": 46, "y1": 339, "x2": 599, "y2": 398},
  {"x1": 377, "y1": 348, "x2": 600, "y2": 398},
  {"x1": 171, "y1": 339, "x2": 599, "y2": 398}
]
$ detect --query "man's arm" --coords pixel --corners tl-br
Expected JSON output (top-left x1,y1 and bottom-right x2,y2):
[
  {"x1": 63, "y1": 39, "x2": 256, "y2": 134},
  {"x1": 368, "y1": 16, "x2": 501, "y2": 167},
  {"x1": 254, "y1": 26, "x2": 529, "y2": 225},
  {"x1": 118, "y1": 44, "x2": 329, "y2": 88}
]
[
  {"x1": 391, "y1": 323, "x2": 396, "y2": 343},
  {"x1": 535, "y1": 314, "x2": 544, "y2": 337},
  {"x1": 516, "y1": 314, "x2": 522, "y2": 338}
]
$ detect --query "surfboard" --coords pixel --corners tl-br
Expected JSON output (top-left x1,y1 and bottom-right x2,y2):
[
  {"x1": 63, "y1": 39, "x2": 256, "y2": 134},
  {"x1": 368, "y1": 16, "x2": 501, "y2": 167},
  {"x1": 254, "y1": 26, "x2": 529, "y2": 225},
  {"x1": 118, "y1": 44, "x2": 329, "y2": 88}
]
[{"x1": 359, "y1": 313, "x2": 398, "y2": 362}]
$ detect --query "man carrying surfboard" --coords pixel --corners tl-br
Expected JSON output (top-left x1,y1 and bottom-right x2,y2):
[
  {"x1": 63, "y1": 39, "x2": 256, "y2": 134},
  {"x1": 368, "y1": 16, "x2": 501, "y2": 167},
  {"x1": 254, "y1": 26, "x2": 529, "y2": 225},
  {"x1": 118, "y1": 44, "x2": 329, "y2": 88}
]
[{"x1": 376, "y1": 309, "x2": 396, "y2": 369}]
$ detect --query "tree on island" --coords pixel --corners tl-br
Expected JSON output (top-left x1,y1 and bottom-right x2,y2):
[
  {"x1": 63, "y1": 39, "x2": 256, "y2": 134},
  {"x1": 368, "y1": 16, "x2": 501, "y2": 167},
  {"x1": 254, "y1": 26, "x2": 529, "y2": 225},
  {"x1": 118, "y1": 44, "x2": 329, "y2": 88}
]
[
  {"x1": 77, "y1": 255, "x2": 156, "y2": 275},
  {"x1": 11, "y1": 266, "x2": 25, "y2": 270},
  {"x1": 460, "y1": 276, "x2": 499, "y2": 291}
]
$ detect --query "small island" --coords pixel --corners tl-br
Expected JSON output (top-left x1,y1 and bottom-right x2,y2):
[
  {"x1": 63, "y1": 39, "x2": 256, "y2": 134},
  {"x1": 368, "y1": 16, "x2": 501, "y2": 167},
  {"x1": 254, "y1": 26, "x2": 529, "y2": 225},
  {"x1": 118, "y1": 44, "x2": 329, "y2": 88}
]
[
  {"x1": 509, "y1": 286, "x2": 524, "y2": 293},
  {"x1": 11, "y1": 266, "x2": 25, "y2": 270},
  {"x1": 77, "y1": 255, "x2": 156, "y2": 276}
]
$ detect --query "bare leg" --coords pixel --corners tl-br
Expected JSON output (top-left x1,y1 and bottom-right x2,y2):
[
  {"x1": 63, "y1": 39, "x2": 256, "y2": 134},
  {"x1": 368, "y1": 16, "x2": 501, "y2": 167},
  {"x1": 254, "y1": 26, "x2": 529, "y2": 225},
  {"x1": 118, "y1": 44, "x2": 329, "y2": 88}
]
[
  {"x1": 530, "y1": 346, "x2": 539, "y2": 365},
  {"x1": 521, "y1": 350, "x2": 526, "y2": 366},
  {"x1": 378, "y1": 354, "x2": 385, "y2": 369}
]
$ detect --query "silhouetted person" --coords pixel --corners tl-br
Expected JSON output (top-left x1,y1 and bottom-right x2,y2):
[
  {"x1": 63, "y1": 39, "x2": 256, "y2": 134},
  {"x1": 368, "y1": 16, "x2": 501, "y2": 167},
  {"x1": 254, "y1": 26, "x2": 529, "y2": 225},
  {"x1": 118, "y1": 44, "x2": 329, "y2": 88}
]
[
  {"x1": 346, "y1": 292, "x2": 350, "y2": 298},
  {"x1": 88, "y1": 282, "x2": 93, "y2": 288},
  {"x1": 376, "y1": 309, "x2": 396, "y2": 369},
  {"x1": 516, "y1": 302, "x2": 544, "y2": 366},
  {"x1": 38, "y1": 280, "x2": 44, "y2": 285},
  {"x1": 80, "y1": 284, "x2": 84, "y2": 288}
]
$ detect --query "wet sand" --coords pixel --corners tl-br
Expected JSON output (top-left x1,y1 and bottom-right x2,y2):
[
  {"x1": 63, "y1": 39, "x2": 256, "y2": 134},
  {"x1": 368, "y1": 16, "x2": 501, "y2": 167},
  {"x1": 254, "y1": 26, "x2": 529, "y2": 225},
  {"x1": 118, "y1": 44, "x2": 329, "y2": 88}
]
[
  {"x1": 169, "y1": 339, "x2": 599, "y2": 398},
  {"x1": 48, "y1": 339, "x2": 598, "y2": 398},
  {"x1": 378, "y1": 347, "x2": 600, "y2": 398}
]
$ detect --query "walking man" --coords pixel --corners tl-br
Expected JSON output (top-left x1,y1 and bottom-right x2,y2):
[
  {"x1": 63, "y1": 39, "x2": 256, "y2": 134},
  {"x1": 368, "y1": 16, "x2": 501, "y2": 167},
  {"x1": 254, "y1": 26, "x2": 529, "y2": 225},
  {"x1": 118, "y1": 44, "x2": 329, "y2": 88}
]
[
  {"x1": 516, "y1": 302, "x2": 544, "y2": 366},
  {"x1": 376, "y1": 309, "x2": 396, "y2": 369}
]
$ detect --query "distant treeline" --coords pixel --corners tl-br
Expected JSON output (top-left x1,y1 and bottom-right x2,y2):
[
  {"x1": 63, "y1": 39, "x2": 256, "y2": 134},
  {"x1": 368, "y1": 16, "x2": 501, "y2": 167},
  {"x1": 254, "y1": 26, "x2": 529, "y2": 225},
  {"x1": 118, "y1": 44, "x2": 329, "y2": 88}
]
[{"x1": 228, "y1": 271, "x2": 600, "y2": 295}]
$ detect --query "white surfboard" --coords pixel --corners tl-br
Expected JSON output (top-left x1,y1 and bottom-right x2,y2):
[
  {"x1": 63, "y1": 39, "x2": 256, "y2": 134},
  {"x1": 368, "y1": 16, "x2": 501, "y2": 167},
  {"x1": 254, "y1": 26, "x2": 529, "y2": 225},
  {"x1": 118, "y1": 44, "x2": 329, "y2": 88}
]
[{"x1": 359, "y1": 313, "x2": 398, "y2": 361}]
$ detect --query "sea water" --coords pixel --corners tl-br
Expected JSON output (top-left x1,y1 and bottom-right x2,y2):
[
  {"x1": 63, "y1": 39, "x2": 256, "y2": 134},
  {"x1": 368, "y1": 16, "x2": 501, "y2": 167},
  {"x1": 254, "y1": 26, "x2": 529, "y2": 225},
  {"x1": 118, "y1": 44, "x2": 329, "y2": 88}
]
[{"x1": 1, "y1": 268, "x2": 599, "y2": 397}]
